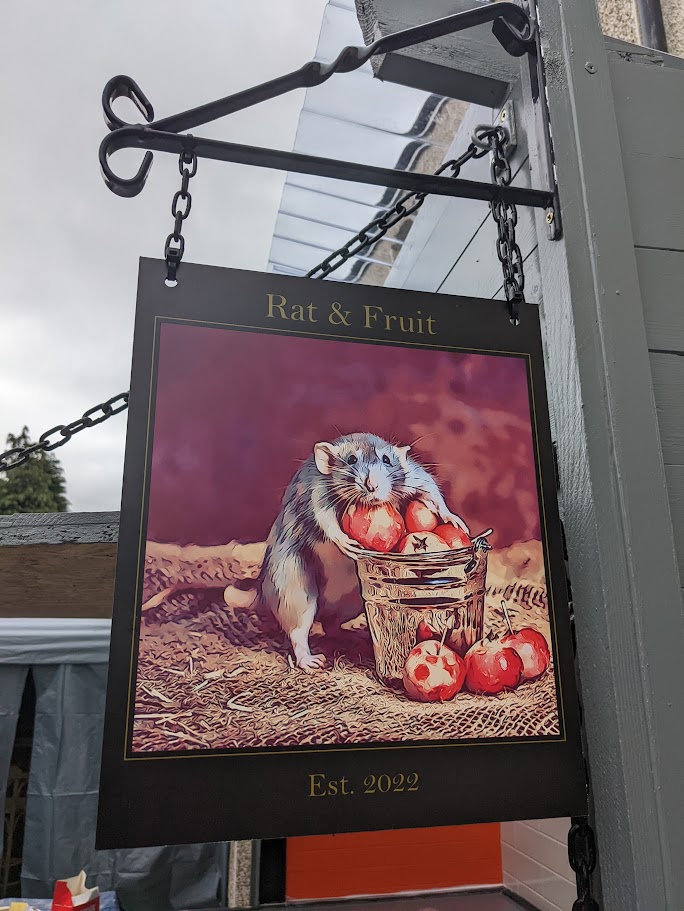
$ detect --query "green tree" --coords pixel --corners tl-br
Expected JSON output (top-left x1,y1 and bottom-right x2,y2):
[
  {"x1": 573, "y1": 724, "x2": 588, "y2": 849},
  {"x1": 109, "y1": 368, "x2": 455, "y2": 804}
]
[{"x1": 0, "y1": 427, "x2": 69, "y2": 514}]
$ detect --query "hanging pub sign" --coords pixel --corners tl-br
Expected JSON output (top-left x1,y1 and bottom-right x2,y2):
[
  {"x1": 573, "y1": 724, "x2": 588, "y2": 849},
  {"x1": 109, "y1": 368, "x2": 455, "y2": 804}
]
[{"x1": 97, "y1": 258, "x2": 587, "y2": 849}]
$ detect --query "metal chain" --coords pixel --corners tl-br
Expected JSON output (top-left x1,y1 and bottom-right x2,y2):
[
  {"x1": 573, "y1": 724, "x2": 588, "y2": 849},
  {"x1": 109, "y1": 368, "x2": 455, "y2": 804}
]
[
  {"x1": 487, "y1": 125, "x2": 525, "y2": 324},
  {"x1": 307, "y1": 128, "x2": 504, "y2": 280},
  {"x1": 164, "y1": 147, "x2": 197, "y2": 283},
  {"x1": 0, "y1": 393, "x2": 130, "y2": 472},
  {"x1": 568, "y1": 817, "x2": 600, "y2": 910},
  {"x1": 1, "y1": 126, "x2": 519, "y2": 472}
]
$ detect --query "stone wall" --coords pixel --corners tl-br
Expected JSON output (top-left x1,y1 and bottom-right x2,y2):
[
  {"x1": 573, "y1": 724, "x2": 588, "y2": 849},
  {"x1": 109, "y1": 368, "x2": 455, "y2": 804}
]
[{"x1": 598, "y1": 0, "x2": 682, "y2": 56}]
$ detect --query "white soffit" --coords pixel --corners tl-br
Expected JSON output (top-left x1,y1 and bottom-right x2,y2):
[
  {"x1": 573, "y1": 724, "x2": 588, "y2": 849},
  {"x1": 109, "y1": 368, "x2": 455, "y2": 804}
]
[{"x1": 267, "y1": 0, "x2": 452, "y2": 283}]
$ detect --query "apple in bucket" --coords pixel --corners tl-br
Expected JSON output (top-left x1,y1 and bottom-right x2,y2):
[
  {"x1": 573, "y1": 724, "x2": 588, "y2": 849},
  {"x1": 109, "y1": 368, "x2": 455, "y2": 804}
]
[
  {"x1": 395, "y1": 532, "x2": 450, "y2": 555},
  {"x1": 342, "y1": 503, "x2": 405, "y2": 553},
  {"x1": 433, "y1": 524, "x2": 471, "y2": 549},
  {"x1": 404, "y1": 500, "x2": 439, "y2": 533},
  {"x1": 403, "y1": 639, "x2": 466, "y2": 702}
]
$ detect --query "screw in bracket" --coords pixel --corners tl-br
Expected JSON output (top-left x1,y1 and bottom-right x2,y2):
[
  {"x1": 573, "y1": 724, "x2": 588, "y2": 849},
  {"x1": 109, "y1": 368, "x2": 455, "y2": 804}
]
[
  {"x1": 585, "y1": 62, "x2": 597, "y2": 74},
  {"x1": 545, "y1": 206, "x2": 561, "y2": 241},
  {"x1": 499, "y1": 101, "x2": 517, "y2": 151}
]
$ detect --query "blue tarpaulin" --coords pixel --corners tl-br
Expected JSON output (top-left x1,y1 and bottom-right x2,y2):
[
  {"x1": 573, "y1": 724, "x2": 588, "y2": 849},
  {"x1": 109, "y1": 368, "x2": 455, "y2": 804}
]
[{"x1": 0, "y1": 619, "x2": 227, "y2": 911}]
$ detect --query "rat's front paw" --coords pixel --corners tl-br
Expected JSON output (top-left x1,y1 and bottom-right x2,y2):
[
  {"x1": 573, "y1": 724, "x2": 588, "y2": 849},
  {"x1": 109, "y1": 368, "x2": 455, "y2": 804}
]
[
  {"x1": 336, "y1": 535, "x2": 366, "y2": 559},
  {"x1": 443, "y1": 511, "x2": 470, "y2": 533},
  {"x1": 297, "y1": 653, "x2": 327, "y2": 673}
]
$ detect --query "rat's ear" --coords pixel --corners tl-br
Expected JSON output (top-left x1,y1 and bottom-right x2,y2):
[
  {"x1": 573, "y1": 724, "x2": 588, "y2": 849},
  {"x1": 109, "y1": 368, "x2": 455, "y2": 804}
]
[
  {"x1": 394, "y1": 444, "x2": 411, "y2": 467},
  {"x1": 314, "y1": 442, "x2": 339, "y2": 475}
]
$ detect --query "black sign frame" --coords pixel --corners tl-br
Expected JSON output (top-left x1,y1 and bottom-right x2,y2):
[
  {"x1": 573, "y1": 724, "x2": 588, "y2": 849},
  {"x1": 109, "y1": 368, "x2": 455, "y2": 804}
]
[{"x1": 97, "y1": 258, "x2": 587, "y2": 849}]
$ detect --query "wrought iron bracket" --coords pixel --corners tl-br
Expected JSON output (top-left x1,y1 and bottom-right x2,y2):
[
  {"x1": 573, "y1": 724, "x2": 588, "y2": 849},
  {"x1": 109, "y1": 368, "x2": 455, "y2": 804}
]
[{"x1": 99, "y1": 1, "x2": 562, "y2": 238}]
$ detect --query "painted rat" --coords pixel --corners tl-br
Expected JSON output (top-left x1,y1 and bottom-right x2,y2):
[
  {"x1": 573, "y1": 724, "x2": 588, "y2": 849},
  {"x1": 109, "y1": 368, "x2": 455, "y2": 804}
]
[{"x1": 260, "y1": 432, "x2": 468, "y2": 672}]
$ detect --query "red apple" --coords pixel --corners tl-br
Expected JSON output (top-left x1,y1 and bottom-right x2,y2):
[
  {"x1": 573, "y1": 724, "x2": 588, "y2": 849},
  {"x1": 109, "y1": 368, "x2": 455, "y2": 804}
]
[
  {"x1": 403, "y1": 640, "x2": 466, "y2": 702},
  {"x1": 416, "y1": 619, "x2": 438, "y2": 643},
  {"x1": 499, "y1": 599, "x2": 551, "y2": 682},
  {"x1": 405, "y1": 500, "x2": 439, "y2": 533},
  {"x1": 502, "y1": 627, "x2": 550, "y2": 681},
  {"x1": 395, "y1": 532, "x2": 451, "y2": 555},
  {"x1": 342, "y1": 503, "x2": 405, "y2": 553},
  {"x1": 464, "y1": 635, "x2": 524, "y2": 695},
  {"x1": 434, "y1": 524, "x2": 472, "y2": 549}
]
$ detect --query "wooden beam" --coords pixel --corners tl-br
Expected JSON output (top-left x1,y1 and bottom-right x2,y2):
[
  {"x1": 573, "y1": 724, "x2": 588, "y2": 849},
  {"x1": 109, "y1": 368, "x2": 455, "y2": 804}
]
[
  {"x1": 0, "y1": 511, "x2": 119, "y2": 545},
  {"x1": 0, "y1": 542, "x2": 117, "y2": 619},
  {"x1": 354, "y1": 0, "x2": 520, "y2": 107},
  {"x1": 0, "y1": 513, "x2": 119, "y2": 619}
]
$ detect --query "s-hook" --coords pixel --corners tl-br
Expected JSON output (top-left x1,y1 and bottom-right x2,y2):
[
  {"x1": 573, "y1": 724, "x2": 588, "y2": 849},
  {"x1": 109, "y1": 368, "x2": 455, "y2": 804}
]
[{"x1": 99, "y1": 1, "x2": 561, "y2": 240}]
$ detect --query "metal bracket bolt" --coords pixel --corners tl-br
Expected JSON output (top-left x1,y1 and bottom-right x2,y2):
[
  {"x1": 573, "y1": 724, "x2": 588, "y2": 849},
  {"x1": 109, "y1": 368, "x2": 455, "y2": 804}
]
[{"x1": 499, "y1": 101, "x2": 517, "y2": 153}]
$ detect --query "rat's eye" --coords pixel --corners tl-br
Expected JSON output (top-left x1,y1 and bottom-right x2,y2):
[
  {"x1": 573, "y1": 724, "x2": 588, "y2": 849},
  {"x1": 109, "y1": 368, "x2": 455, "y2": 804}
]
[
  {"x1": 382, "y1": 454, "x2": 391, "y2": 465},
  {"x1": 348, "y1": 455, "x2": 358, "y2": 465}
]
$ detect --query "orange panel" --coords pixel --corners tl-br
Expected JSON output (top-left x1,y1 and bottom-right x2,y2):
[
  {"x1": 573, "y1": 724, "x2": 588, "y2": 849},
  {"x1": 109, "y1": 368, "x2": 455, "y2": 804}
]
[{"x1": 286, "y1": 825, "x2": 502, "y2": 901}]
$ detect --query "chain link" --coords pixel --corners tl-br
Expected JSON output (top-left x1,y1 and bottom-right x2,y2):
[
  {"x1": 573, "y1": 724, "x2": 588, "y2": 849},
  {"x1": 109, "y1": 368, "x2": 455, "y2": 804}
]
[
  {"x1": 0, "y1": 393, "x2": 130, "y2": 472},
  {"x1": 306, "y1": 133, "x2": 502, "y2": 280},
  {"x1": 568, "y1": 817, "x2": 599, "y2": 910},
  {"x1": 164, "y1": 147, "x2": 197, "y2": 284},
  {"x1": 2, "y1": 126, "x2": 523, "y2": 471},
  {"x1": 487, "y1": 125, "x2": 525, "y2": 325}
]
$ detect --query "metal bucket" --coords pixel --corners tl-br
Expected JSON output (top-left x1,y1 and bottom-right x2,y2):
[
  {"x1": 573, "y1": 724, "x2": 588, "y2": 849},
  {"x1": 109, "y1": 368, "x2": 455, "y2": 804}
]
[{"x1": 354, "y1": 541, "x2": 489, "y2": 688}]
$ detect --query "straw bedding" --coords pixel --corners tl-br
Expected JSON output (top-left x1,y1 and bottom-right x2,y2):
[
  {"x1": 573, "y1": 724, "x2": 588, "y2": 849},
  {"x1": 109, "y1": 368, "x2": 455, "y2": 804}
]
[{"x1": 132, "y1": 542, "x2": 560, "y2": 752}]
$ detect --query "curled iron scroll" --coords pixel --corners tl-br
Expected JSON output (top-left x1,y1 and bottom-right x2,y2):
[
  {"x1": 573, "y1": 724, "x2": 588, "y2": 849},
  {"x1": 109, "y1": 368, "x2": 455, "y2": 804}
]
[
  {"x1": 99, "y1": 3, "x2": 534, "y2": 198},
  {"x1": 100, "y1": 76, "x2": 155, "y2": 197}
]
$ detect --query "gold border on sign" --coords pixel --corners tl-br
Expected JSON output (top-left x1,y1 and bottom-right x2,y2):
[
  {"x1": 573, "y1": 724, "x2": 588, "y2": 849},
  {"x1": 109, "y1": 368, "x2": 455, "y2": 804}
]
[{"x1": 122, "y1": 314, "x2": 567, "y2": 761}]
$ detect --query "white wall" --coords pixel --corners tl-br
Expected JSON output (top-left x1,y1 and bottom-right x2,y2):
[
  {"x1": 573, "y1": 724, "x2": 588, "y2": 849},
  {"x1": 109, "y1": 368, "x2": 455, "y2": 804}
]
[{"x1": 501, "y1": 819, "x2": 575, "y2": 911}]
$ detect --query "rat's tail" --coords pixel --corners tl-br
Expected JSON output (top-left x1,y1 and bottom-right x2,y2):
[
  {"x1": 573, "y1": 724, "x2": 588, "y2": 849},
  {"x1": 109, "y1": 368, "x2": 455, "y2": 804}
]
[
  {"x1": 140, "y1": 581, "x2": 260, "y2": 614},
  {"x1": 223, "y1": 583, "x2": 259, "y2": 610}
]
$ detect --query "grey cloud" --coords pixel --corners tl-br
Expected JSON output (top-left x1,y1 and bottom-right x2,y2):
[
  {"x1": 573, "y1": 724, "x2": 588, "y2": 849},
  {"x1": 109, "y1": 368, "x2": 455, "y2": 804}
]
[{"x1": 0, "y1": 0, "x2": 327, "y2": 511}]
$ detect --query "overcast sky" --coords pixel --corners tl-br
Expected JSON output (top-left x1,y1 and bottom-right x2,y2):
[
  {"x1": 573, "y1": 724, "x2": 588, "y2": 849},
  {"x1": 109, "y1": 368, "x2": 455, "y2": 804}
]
[{"x1": 0, "y1": 0, "x2": 327, "y2": 512}]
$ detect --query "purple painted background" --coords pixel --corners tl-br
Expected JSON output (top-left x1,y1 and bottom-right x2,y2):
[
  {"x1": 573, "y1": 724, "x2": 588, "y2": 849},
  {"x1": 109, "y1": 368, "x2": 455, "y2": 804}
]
[{"x1": 145, "y1": 322, "x2": 541, "y2": 548}]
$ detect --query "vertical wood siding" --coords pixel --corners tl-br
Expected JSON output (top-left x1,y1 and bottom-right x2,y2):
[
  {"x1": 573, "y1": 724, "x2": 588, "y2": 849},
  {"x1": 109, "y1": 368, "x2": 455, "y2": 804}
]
[{"x1": 610, "y1": 53, "x2": 684, "y2": 602}]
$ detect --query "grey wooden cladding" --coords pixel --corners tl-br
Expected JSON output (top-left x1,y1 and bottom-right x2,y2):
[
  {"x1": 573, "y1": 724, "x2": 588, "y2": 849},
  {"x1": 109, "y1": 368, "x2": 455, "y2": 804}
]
[
  {"x1": 609, "y1": 54, "x2": 684, "y2": 253},
  {"x1": 608, "y1": 51, "x2": 684, "y2": 601},
  {"x1": 636, "y1": 248, "x2": 684, "y2": 351},
  {"x1": 664, "y1": 464, "x2": 684, "y2": 579},
  {"x1": 605, "y1": 38, "x2": 684, "y2": 68},
  {"x1": 650, "y1": 352, "x2": 684, "y2": 465},
  {"x1": 623, "y1": 154, "x2": 684, "y2": 251},
  {"x1": 609, "y1": 56, "x2": 684, "y2": 157}
]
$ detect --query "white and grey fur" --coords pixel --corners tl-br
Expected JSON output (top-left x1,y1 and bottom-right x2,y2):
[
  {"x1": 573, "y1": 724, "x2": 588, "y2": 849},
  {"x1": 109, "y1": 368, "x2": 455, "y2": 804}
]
[{"x1": 260, "y1": 432, "x2": 468, "y2": 672}]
